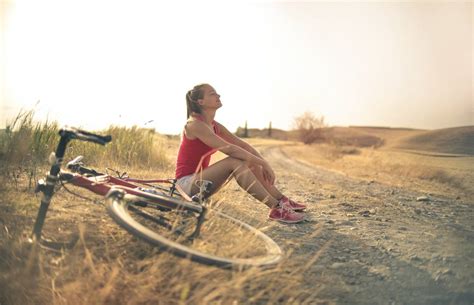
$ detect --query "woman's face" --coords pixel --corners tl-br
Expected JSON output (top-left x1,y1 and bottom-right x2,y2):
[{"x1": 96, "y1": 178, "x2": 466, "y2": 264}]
[{"x1": 198, "y1": 85, "x2": 222, "y2": 110}]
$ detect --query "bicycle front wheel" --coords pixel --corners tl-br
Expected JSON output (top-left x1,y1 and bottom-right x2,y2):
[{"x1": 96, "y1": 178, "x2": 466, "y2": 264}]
[{"x1": 105, "y1": 189, "x2": 282, "y2": 269}]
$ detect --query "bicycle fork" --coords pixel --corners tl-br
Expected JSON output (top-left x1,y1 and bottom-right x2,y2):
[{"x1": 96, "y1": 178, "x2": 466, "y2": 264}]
[
  {"x1": 32, "y1": 174, "x2": 57, "y2": 240},
  {"x1": 30, "y1": 134, "x2": 79, "y2": 249},
  {"x1": 31, "y1": 173, "x2": 79, "y2": 250}
]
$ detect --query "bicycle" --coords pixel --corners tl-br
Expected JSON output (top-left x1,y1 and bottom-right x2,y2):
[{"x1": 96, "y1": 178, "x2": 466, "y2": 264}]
[{"x1": 31, "y1": 127, "x2": 282, "y2": 269}]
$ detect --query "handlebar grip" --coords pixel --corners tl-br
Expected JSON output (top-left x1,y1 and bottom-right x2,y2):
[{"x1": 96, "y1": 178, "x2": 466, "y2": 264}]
[{"x1": 59, "y1": 127, "x2": 112, "y2": 145}]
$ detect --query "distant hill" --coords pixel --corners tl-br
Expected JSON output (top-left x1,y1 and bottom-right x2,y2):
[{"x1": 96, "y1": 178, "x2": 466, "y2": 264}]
[
  {"x1": 349, "y1": 126, "x2": 425, "y2": 146},
  {"x1": 235, "y1": 125, "x2": 415, "y2": 147},
  {"x1": 234, "y1": 125, "x2": 474, "y2": 154},
  {"x1": 392, "y1": 126, "x2": 474, "y2": 155},
  {"x1": 322, "y1": 127, "x2": 384, "y2": 147},
  {"x1": 236, "y1": 126, "x2": 388, "y2": 147}
]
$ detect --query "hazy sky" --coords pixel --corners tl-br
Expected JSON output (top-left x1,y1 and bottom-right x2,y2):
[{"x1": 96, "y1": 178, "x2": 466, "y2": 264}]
[{"x1": 1, "y1": 0, "x2": 473, "y2": 134}]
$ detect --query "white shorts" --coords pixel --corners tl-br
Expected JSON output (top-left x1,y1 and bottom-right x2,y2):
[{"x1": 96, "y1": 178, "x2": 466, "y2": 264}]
[{"x1": 176, "y1": 174, "x2": 195, "y2": 196}]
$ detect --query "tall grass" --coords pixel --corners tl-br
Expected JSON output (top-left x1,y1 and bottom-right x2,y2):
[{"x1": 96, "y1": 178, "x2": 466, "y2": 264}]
[
  {"x1": 66, "y1": 125, "x2": 169, "y2": 170},
  {"x1": 0, "y1": 110, "x2": 59, "y2": 188},
  {"x1": 0, "y1": 110, "x2": 170, "y2": 188}
]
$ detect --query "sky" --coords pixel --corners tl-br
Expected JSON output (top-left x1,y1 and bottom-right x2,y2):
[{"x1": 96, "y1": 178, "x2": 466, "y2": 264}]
[{"x1": 1, "y1": 0, "x2": 473, "y2": 135}]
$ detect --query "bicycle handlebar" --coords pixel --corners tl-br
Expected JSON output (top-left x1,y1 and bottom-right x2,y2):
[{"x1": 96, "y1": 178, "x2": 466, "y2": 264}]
[{"x1": 59, "y1": 127, "x2": 112, "y2": 145}]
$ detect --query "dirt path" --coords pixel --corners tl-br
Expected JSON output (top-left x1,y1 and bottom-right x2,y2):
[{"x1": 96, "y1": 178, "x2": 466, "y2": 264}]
[{"x1": 229, "y1": 145, "x2": 474, "y2": 305}]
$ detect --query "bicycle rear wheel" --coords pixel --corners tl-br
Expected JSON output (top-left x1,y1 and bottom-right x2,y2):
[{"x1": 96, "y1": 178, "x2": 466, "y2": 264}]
[{"x1": 105, "y1": 189, "x2": 282, "y2": 269}]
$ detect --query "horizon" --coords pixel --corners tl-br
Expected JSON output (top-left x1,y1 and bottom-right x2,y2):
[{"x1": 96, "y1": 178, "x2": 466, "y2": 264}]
[
  {"x1": 1, "y1": 1, "x2": 473, "y2": 134},
  {"x1": 1, "y1": 107, "x2": 472, "y2": 136}
]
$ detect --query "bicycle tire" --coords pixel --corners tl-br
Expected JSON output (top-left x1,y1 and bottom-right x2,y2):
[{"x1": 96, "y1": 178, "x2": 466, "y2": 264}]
[{"x1": 105, "y1": 189, "x2": 282, "y2": 269}]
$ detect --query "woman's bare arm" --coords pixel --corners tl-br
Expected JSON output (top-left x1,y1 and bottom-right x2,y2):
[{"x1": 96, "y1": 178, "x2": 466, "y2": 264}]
[
  {"x1": 186, "y1": 121, "x2": 275, "y2": 184},
  {"x1": 214, "y1": 122, "x2": 263, "y2": 158},
  {"x1": 187, "y1": 121, "x2": 265, "y2": 166},
  {"x1": 213, "y1": 121, "x2": 276, "y2": 184}
]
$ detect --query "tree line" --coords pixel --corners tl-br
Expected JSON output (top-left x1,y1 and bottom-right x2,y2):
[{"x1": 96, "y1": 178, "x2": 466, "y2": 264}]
[{"x1": 236, "y1": 111, "x2": 325, "y2": 144}]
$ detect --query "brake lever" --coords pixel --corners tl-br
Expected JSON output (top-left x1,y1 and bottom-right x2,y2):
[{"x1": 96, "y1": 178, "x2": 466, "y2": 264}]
[{"x1": 66, "y1": 156, "x2": 84, "y2": 170}]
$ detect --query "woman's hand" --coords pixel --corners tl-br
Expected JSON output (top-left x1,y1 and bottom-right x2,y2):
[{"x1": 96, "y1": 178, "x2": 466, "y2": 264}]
[{"x1": 262, "y1": 162, "x2": 276, "y2": 185}]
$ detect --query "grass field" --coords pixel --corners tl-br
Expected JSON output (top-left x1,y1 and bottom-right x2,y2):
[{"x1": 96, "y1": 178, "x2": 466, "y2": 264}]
[
  {"x1": 282, "y1": 143, "x2": 473, "y2": 198},
  {"x1": 281, "y1": 125, "x2": 473, "y2": 196}
]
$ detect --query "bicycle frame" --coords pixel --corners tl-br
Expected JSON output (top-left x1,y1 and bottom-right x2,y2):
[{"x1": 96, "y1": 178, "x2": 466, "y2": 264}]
[{"x1": 62, "y1": 173, "x2": 202, "y2": 213}]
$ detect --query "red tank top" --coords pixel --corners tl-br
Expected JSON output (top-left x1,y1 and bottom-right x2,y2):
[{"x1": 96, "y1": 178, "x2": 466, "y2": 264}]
[{"x1": 175, "y1": 117, "x2": 220, "y2": 179}]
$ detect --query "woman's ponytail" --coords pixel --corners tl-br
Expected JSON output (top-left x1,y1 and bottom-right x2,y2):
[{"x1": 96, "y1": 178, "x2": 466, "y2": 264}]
[{"x1": 185, "y1": 84, "x2": 207, "y2": 119}]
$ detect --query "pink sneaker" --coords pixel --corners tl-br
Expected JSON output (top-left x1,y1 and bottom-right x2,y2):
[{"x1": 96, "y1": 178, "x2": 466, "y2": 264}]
[
  {"x1": 281, "y1": 195, "x2": 307, "y2": 212},
  {"x1": 268, "y1": 203, "x2": 305, "y2": 224}
]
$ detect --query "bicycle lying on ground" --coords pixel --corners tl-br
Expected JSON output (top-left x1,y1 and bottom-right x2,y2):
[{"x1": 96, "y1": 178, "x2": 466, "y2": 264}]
[{"x1": 31, "y1": 127, "x2": 282, "y2": 269}]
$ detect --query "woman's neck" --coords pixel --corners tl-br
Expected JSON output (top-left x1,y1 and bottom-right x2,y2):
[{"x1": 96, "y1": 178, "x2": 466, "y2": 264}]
[{"x1": 193, "y1": 110, "x2": 216, "y2": 125}]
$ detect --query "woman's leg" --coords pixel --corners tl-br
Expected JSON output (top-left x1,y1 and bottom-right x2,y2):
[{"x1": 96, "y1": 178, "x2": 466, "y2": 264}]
[
  {"x1": 249, "y1": 164, "x2": 284, "y2": 200},
  {"x1": 190, "y1": 157, "x2": 279, "y2": 208},
  {"x1": 249, "y1": 164, "x2": 307, "y2": 212}
]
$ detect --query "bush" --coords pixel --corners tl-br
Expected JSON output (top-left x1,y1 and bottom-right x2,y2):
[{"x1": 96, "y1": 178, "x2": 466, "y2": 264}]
[{"x1": 293, "y1": 111, "x2": 326, "y2": 144}]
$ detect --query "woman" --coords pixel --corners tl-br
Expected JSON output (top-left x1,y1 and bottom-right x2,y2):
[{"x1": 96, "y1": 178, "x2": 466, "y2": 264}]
[{"x1": 175, "y1": 83, "x2": 306, "y2": 224}]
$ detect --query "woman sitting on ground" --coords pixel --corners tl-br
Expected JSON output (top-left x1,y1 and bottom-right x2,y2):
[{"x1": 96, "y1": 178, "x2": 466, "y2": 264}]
[{"x1": 175, "y1": 83, "x2": 307, "y2": 224}]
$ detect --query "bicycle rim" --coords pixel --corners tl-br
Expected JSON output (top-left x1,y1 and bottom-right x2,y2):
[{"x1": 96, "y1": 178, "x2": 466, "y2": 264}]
[{"x1": 105, "y1": 190, "x2": 282, "y2": 269}]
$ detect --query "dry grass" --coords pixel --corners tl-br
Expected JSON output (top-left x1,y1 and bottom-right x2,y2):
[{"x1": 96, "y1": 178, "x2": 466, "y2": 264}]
[
  {"x1": 283, "y1": 143, "x2": 474, "y2": 197},
  {"x1": 0, "y1": 173, "x2": 331, "y2": 305},
  {"x1": 281, "y1": 125, "x2": 474, "y2": 197},
  {"x1": 320, "y1": 127, "x2": 384, "y2": 148},
  {"x1": 0, "y1": 110, "x2": 60, "y2": 189}
]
